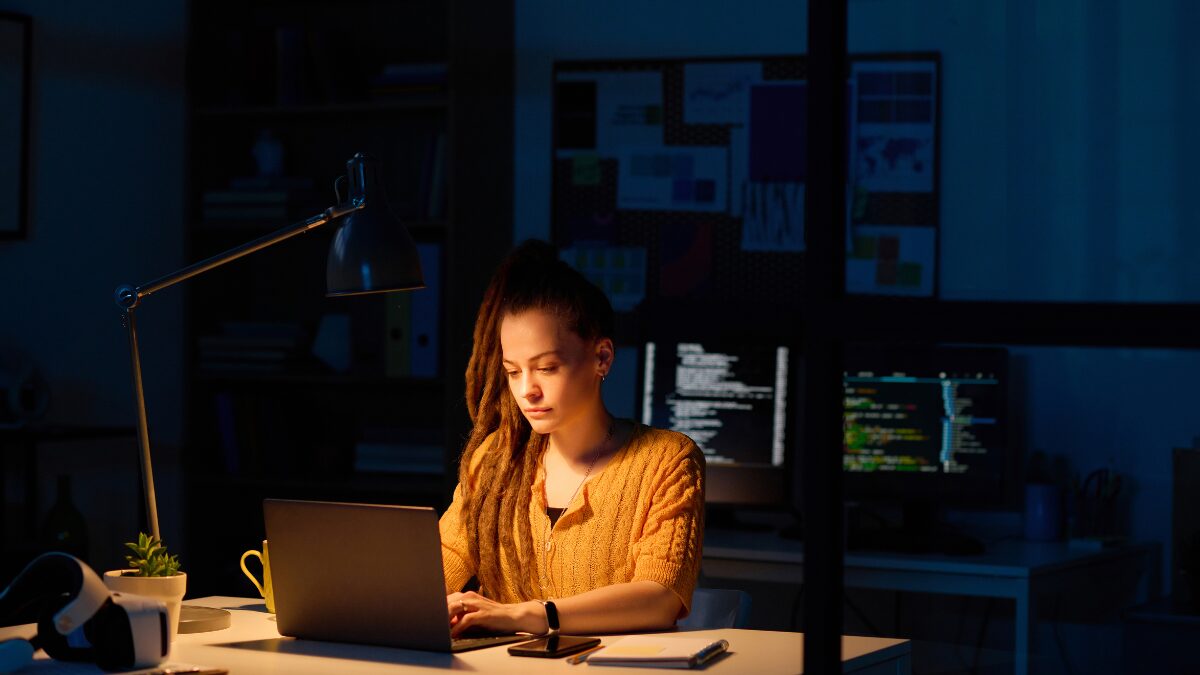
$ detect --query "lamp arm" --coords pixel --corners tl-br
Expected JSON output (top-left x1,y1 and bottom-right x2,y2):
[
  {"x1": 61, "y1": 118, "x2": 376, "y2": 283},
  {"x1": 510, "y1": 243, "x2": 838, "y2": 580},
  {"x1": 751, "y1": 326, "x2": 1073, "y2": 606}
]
[
  {"x1": 115, "y1": 200, "x2": 363, "y2": 310},
  {"x1": 114, "y1": 199, "x2": 364, "y2": 540}
]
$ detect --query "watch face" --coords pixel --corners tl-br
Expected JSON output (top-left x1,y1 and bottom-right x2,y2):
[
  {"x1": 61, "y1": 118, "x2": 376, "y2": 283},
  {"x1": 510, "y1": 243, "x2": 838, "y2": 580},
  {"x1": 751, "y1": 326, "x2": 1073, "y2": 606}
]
[{"x1": 543, "y1": 600, "x2": 560, "y2": 630}]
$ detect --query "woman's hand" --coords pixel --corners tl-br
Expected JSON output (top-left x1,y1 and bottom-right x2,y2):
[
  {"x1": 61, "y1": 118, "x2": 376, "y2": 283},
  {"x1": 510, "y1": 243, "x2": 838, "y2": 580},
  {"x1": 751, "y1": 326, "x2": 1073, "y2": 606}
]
[{"x1": 446, "y1": 591, "x2": 547, "y2": 638}]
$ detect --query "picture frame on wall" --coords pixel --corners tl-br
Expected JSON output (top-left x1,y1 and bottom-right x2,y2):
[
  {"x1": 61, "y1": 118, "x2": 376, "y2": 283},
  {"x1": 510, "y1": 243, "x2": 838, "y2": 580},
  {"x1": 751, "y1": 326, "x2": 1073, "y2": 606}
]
[{"x1": 0, "y1": 11, "x2": 31, "y2": 240}]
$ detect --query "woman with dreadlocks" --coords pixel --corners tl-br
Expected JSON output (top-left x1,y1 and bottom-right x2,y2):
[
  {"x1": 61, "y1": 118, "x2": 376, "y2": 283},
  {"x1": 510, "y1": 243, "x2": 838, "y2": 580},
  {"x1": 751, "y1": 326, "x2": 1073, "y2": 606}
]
[{"x1": 439, "y1": 240, "x2": 705, "y2": 638}]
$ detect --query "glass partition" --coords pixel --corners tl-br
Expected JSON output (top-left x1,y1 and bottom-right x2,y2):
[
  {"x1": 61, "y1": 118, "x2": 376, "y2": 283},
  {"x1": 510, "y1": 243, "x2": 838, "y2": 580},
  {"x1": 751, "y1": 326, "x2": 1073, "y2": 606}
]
[{"x1": 849, "y1": 2, "x2": 1200, "y2": 302}]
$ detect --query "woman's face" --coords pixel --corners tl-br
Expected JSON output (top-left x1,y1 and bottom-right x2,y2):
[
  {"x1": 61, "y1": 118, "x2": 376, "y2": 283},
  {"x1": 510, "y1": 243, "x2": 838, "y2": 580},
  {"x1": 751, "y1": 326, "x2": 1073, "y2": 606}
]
[{"x1": 500, "y1": 309, "x2": 608, "y2": 436}]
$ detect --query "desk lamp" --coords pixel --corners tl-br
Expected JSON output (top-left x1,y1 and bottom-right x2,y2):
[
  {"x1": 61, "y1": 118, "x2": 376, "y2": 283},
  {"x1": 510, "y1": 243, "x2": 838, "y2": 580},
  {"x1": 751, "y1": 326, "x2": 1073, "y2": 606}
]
[{"x1": 113, "y1": 153, "x2": 423, "y2": 631}]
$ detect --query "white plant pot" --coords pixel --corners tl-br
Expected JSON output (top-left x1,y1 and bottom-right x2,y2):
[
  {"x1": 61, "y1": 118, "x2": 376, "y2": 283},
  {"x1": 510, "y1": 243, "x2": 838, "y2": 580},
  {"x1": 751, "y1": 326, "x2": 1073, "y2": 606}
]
[{"x1": 103, "y1": 570, "x2": 187, "y2": 643}]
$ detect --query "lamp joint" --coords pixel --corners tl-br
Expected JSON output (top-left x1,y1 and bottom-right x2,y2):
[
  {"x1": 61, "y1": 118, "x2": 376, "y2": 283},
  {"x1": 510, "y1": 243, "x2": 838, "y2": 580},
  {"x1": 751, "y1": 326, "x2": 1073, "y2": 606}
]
[{"x1": 115, "y1": 285, "x2": 139, "y2": 310}]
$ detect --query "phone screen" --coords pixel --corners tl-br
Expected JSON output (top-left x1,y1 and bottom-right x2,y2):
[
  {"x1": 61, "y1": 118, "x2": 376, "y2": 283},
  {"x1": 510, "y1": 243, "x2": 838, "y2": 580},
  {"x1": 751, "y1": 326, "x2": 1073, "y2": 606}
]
[{"x1": 508, "y1": 635, "x2": 601, "y2": 658}]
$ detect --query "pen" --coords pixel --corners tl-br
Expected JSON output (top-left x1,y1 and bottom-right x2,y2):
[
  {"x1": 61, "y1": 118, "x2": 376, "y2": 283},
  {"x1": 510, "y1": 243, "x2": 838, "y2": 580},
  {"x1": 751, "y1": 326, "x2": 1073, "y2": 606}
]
[
  {"x1": 567, "y1": 644, "x2": 605, "y2": 664},
  {"x1": 691, "y1": 639, "x2": 730, "y2": 667}
]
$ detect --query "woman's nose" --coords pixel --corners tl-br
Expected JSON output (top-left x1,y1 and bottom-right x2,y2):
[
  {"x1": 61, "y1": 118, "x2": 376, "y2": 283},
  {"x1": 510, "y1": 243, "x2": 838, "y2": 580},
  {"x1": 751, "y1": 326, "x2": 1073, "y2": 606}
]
[{"x1": 518, "y1": 375, "x2": 540, "y2": 400}]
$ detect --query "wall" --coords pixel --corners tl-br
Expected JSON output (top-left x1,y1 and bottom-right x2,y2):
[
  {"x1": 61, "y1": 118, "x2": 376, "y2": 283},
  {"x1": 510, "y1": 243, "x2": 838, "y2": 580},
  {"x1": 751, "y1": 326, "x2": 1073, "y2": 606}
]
[
  {"x1": 0, "y1": 0, "x2": 187, "y2": 563},
  {"x1": 514, "y1": 0, "x2": 1200, "y2": 598}
]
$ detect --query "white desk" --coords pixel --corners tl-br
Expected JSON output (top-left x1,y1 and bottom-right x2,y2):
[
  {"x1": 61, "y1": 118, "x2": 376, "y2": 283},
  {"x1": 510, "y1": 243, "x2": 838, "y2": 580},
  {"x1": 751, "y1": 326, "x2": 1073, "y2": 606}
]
[
  {"x1": 703, "y1": 529, "x2": 1159, "y2": 675},
  {"x1": 2, "y1": 596, "x2": 910, "y2": 674}
]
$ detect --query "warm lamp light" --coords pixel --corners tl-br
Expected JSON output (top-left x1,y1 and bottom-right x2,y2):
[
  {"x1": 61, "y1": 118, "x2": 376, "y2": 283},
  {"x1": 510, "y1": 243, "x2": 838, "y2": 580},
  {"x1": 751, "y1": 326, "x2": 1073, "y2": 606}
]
[{"x1": 113, "y1": 153, "x2": 423, "y2": 632}]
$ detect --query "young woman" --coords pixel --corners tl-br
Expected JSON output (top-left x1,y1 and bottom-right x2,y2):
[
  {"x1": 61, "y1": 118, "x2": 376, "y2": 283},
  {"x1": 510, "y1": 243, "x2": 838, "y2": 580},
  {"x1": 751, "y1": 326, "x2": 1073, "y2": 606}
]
[{"x1": 439, "y1": 240, "x2": 705, "y2": 638}]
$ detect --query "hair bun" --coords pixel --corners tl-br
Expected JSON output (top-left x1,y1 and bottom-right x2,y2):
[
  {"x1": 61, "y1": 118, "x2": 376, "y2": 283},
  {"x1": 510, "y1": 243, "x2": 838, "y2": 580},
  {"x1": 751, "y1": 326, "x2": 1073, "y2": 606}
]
[
  {"x1": 501, "y1": 239, "x2": 566, "y2": 291},
  {"x1": 508, "y1": 239, "x2": 560, "y2": 268}
]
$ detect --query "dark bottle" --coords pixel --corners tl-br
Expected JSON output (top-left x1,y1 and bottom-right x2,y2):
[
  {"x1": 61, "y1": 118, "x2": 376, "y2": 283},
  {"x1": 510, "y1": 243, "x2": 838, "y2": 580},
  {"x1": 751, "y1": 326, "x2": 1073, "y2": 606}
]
[{"x1": 39, "y1": 474, "x2": 90, "y2": 562}]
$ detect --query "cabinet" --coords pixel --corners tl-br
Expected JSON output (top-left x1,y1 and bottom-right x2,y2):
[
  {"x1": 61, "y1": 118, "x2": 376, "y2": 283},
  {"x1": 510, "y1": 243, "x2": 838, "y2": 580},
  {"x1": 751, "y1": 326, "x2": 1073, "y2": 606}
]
[{"x1": 183, "y1": 0, "x2": 512, "y2": 596}]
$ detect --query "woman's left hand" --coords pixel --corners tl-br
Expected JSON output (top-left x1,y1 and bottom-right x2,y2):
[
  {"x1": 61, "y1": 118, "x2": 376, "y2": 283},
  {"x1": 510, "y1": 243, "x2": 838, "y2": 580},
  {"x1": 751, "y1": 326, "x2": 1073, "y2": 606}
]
[{"x1": 447, "y1": 591, "x2": 546, "y2": 638}]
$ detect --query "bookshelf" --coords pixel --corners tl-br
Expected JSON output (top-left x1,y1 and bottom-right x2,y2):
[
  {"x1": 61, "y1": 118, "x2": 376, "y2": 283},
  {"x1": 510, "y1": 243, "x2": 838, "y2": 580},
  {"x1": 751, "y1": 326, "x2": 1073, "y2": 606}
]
[{"x1": 182, "y1": 0, "x2": 512, "y2": 596}]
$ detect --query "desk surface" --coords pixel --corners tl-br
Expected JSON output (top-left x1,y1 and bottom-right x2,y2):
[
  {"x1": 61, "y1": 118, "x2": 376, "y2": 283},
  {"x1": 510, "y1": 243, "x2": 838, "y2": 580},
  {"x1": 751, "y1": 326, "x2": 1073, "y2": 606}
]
[
  {"x1": 2, "y1": 596, "x2": 910, "y2": 674},
  {"x1": 705, "y1": 528, "x2": 1153, "y2": 578}
]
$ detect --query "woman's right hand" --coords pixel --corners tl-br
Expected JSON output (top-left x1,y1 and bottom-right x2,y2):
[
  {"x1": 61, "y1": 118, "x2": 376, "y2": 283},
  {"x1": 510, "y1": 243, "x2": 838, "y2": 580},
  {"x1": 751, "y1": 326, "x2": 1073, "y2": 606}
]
[{"x1": 446, "y1": 591, "x2": 546, "y2": 637}]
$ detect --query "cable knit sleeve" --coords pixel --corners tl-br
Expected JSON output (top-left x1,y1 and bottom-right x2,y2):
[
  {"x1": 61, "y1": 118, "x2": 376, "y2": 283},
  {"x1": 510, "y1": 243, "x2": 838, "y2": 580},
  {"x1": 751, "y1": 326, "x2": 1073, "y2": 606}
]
[
  {"x1": 439, "y1": 433, "x2": 494, "y2": 594},
  {"x1": 629, "y1": 437, "x2": 705, "y2": 618}
]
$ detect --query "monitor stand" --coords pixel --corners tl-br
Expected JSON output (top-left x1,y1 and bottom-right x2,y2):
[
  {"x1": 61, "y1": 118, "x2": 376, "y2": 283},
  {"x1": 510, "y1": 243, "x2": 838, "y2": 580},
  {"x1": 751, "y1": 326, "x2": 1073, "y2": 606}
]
[{"x1": 847, "y1": 501, "x2": 985, "y2": 556}]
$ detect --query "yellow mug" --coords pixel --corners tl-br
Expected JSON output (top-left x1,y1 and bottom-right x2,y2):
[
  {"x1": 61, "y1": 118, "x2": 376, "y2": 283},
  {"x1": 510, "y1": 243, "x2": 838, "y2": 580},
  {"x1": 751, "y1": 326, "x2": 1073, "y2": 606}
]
[{"x1": 240, "y1": 539, "x2": 275, "y2": 613}]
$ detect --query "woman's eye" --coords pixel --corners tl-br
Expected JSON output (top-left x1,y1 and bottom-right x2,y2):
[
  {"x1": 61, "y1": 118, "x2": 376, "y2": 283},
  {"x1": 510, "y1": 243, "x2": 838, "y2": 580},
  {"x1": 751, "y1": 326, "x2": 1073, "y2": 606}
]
[
  {"x1": 539, "y1": 366, "x2": 558, "y2": 374},
  {"x1": 505, "y1": 371, "x2": 519, "y2": 378}
]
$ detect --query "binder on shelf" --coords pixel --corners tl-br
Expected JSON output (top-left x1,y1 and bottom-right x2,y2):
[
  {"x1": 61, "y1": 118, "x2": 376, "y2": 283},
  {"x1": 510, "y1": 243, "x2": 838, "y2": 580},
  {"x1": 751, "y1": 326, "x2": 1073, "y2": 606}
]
[
  {"x1": 275, "y1": 25, "x2": 310, "y2": 105},
  {"x1": 419, "y1": 132, "x2": 447, "y2": 221},
  {"x1": 409, "y1": 242, "x2": 441, "y2": 377},
  {"x1": 215, "y1": 26, "x2": 277, "y2": 106},
  {"x1": 305, "y1": 29, "x2": 339, "y2": 103},
  {"x1": 385, "y1": 292, "x2": 413, "y2": 378}
]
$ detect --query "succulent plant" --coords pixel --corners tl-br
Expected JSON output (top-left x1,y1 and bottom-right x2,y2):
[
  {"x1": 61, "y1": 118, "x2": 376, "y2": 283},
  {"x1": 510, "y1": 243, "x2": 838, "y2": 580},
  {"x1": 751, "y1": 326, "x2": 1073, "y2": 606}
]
[{"x1": 123, "y1": 532, "x2": 182, "y2": 577}]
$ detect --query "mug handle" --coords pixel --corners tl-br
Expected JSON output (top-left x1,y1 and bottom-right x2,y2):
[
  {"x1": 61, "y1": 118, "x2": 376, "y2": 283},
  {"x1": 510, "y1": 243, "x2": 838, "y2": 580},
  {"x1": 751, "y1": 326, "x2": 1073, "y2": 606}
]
[{"x1": 240, "y1": 550, "x2": 267, "y2": 598}]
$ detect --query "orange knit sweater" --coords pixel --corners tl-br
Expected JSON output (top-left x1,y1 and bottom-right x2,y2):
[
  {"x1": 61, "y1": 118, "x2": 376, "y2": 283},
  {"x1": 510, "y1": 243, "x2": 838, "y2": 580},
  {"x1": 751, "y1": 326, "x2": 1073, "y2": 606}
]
[{"x1": 439, "y1": 423, "x2": 705, "y2": 616}]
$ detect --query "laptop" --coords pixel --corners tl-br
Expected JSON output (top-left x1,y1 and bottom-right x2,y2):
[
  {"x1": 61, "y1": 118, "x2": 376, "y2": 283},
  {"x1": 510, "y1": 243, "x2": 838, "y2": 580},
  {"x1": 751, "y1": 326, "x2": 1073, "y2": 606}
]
[{"x1": 263, "y1": 498, "x2": 533, "y2": 652}]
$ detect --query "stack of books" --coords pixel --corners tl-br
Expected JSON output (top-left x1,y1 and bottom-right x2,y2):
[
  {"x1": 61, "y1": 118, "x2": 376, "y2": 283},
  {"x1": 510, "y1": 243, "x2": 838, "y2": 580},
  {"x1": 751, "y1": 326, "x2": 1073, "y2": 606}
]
[
  {"x1": 196, "y1": 321, "x2": 308, "y2": 374},
  {"x1": 353, "y1": 428, "x2": 444, "y2": 475},
  {"x1": 201, "y1": 189, "x2": 290, "y2": 225},
  {"x1": 368, "y1": 62, "x2": 447, "y2": 101},
  {"x1": 200, "y1": 177, "x2": 316, "y2": 228}
]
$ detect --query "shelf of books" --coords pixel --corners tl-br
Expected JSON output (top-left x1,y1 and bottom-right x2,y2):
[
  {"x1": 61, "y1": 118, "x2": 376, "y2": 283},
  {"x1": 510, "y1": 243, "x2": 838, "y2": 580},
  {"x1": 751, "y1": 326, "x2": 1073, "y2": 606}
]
[{"x1": 183, "y1": 0, "x2": 512, "y2": 596}]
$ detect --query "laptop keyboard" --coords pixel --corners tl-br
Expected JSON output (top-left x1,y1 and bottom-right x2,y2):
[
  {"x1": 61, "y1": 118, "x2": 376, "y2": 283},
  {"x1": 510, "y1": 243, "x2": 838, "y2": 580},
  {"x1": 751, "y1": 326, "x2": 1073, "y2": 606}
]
[{"x1": 452, "y1": 634, "x2": 531, "y2": 651}]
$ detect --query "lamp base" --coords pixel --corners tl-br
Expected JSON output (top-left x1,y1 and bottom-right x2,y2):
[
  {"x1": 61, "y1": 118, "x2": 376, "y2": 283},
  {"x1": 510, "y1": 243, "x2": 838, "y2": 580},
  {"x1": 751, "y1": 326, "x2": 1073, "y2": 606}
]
[{"x1": 178, "y1": 605, "x2": 232, "y2": 634}]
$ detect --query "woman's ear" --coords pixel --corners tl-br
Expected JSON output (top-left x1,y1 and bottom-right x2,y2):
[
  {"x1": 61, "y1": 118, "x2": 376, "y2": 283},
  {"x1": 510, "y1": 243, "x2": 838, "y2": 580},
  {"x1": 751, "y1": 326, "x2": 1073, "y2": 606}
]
[{"x1": 595, "y1": 337, "x2": 615, "y2": 376}]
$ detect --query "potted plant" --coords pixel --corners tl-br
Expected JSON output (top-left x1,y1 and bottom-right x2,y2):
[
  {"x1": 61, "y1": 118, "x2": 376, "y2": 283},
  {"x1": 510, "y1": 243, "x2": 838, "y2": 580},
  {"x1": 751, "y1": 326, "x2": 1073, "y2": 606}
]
[{"x1": 104, "y1": 532, "x2": 187, "y2": 641}]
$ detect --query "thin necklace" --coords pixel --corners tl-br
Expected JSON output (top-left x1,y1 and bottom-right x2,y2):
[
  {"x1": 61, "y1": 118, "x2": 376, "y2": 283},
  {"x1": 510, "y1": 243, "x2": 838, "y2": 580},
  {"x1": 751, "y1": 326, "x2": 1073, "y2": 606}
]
[{"x1": 544, "y1": 418, "x2": 614, "y2": 553}]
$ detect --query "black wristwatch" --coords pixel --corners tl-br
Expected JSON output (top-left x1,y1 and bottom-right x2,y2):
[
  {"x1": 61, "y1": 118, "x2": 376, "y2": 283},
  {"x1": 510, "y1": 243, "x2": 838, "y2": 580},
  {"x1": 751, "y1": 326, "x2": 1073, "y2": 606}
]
[{"x1": 539, "y1": 599, "x2": 560, "y2": 636}]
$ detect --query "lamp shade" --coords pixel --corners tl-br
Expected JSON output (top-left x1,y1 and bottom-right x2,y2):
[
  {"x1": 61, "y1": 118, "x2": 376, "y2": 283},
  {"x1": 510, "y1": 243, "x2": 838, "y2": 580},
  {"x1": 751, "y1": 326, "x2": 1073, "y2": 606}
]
[{"x1": 326, "y1": 153, "x2": 425, "y2": 296}]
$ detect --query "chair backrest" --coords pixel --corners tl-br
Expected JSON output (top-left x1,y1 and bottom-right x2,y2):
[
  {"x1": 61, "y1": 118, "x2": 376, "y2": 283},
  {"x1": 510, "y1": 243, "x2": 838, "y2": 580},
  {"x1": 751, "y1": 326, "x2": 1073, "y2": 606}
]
[{"x1": 678, "y1": 588, "x2": 752, "y2": 629}]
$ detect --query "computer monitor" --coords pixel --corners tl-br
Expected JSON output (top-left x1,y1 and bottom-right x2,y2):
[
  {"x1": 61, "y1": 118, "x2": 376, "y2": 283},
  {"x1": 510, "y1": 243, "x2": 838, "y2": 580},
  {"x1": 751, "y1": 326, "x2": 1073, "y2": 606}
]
[
  {"x1": 841, "y1": 344, "x2": 1016, "y2": 553},
  {"x1": 843, "y1": 344, "x2": 1013, "y2": 507},
  {"x1": 640, "y1": 338, "x2": 792, "y2": 509}
]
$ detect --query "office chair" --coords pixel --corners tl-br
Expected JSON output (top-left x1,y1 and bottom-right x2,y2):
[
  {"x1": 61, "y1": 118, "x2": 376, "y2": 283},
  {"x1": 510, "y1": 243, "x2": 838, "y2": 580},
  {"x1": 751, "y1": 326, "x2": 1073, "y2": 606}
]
[{"x1": 678, "y1": 588, "x2": 752, "y2": 629}]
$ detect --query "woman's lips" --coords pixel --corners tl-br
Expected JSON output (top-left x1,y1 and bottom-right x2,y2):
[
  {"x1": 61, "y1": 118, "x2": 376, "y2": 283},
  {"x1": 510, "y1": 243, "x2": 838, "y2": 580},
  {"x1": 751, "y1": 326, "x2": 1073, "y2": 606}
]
[{"x1": 524, "y1": 408, "x2": 552, "y2": 417}]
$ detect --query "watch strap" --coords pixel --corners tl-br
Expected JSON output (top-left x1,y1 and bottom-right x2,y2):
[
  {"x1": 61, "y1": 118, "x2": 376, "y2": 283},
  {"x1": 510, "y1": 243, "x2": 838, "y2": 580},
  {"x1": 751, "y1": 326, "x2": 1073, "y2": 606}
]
[{"x1": 539, "y1": 599, "x2": 560, "y2": 635}]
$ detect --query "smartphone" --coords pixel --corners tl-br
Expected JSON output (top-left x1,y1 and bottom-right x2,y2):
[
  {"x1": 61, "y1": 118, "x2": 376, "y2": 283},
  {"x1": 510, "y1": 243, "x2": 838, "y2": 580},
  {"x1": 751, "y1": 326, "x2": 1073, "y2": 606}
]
[{"x1": 508, "y1": 635, "x2": 601, "y2": 658}]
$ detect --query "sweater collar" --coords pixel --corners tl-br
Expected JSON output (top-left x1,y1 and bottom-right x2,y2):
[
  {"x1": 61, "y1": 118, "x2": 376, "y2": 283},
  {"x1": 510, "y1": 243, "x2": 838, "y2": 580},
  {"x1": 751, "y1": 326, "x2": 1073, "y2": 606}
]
[{"x1": 530, "y1": 421, "x2": 645, "y2": 512}]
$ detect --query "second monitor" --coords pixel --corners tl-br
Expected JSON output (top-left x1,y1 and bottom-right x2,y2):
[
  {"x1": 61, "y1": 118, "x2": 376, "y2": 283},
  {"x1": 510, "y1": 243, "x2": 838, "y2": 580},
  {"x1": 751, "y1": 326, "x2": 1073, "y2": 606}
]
[
  {"x1": 842, "y1": 344, "x2": 1013, "y2": 508},
  {"x1": 640, "y1": 339, "x2": 792, "y2": 508}
]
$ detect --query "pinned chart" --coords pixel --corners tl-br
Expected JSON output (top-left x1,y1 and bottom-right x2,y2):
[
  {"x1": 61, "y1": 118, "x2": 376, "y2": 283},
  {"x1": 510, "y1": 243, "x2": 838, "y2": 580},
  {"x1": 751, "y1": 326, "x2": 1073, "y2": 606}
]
[
  {"x1": 617, "y1": 147, "x2": 727, "y2": 213},
  {"x1": 683, "y1": 61, "x2": 761, "y2": 125},
  {"x1": 552, "y1": 54, "x2": 942, "y2": 307},
  {"x1": 741, "y1": 182, "x2": 804, "y2": 252},
  {"x1": 561, "y1": 245, "x2": 648, "y2": 312},
  {"x1": 846, "y1": 225, "x2": 935, "y2": 296}
]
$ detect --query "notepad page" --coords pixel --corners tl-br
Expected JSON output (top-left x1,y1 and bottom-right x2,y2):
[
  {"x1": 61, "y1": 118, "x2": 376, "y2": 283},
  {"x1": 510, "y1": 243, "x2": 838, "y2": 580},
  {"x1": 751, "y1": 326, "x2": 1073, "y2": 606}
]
[{"x1": 590, "y1": 635, "x2": 724, "y2": 661}]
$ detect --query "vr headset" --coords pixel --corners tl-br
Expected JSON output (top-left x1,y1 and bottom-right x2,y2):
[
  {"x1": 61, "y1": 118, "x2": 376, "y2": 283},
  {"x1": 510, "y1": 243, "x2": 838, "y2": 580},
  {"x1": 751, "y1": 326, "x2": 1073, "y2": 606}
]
[{"x1": 0, "y1": 552, "x2": 168, "y2": 672}]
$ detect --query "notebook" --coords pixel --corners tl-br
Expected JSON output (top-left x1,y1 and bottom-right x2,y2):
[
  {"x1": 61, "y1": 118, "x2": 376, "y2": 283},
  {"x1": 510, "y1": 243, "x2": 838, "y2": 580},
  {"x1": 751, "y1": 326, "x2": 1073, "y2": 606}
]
[
  {"x1": 263, "y1": 499, "x2": 532, "y2": 653},
  {"x1": 586, "y1": 635, "x2": 730, "y2": 668}
]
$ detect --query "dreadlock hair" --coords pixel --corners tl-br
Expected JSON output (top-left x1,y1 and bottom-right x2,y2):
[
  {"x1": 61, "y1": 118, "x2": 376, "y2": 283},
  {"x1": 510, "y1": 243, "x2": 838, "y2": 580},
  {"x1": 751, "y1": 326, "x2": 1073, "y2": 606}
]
[{"x1": 459, "y1": 239, "x2": 615, "y2": 603}]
